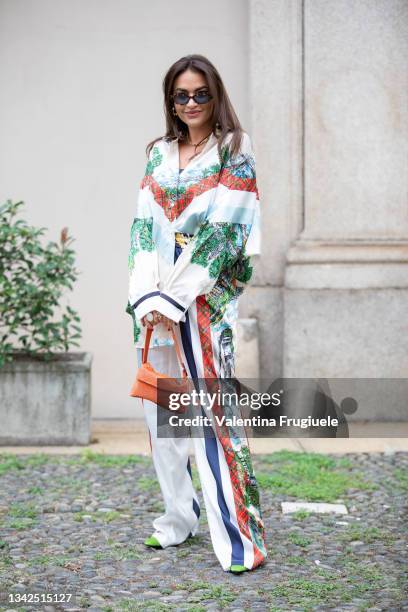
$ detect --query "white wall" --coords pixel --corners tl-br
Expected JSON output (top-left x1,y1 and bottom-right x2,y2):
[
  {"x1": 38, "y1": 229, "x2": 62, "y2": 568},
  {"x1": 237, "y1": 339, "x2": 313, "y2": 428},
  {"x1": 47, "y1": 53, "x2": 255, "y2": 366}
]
[{"x1": 0, "y1": 0, "x2": 249, "y2": 417}]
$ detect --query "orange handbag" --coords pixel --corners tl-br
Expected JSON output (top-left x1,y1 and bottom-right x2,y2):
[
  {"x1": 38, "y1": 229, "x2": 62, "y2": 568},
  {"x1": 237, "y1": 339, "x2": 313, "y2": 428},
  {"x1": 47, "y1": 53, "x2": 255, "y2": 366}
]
[{"x1": 129, "y1": 325, "x2": 192, "y2": 413}]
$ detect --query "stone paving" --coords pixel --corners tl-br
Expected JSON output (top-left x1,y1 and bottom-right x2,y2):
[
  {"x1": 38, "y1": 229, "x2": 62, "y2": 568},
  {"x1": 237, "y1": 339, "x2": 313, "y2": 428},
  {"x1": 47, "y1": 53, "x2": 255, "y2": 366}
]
[{"x1": 0, "y1": 449, "x2": 407, "y2": 611}]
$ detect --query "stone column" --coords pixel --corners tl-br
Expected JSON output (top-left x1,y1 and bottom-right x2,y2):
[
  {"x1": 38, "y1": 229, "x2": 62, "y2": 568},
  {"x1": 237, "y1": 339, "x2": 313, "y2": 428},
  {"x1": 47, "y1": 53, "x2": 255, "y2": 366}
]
[
  {"x1": 285, "y1": 0, "x2": 408, "y2": 378},
  {"x1": 241, "y1": 0, "x2": 304, "y2": 379},
  {"x1": 244, "y1": 0, "x2": 408, "y2": 383}
]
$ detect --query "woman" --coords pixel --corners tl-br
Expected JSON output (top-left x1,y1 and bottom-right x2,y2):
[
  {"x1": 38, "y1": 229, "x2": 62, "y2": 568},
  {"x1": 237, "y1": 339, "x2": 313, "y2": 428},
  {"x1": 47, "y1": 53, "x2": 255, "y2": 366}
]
[{"x1": 126, "y1": 54, "x2": 266, "y2": 573}]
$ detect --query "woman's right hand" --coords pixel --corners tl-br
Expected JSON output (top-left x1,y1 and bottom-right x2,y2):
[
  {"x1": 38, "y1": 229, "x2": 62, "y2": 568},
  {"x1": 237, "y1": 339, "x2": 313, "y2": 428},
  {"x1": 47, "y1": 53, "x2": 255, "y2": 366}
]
[{"x1": 141, "y1": 310, "x2": 175, "y2": 330}]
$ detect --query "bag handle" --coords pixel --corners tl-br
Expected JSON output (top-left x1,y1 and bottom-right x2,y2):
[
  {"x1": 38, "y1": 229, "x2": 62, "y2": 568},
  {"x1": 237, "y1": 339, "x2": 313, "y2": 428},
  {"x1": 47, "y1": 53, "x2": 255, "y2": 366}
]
[{"x1": 142, "y1": 325, "x2": 188, "y2": 378}]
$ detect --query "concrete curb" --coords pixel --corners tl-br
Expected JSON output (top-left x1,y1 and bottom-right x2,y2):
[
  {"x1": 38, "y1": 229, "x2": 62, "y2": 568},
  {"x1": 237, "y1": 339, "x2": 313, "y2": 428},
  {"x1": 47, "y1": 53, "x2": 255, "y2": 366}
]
[{"x1": 0, "y1": 419, "x2": 407, "y2": 455}]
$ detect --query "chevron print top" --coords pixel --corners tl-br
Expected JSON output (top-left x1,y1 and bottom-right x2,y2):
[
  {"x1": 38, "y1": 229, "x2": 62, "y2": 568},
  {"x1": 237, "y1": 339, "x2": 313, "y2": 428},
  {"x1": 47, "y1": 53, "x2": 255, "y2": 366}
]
[{"x1": 125, "y1": 130, "x2": 261, "y2": 348}]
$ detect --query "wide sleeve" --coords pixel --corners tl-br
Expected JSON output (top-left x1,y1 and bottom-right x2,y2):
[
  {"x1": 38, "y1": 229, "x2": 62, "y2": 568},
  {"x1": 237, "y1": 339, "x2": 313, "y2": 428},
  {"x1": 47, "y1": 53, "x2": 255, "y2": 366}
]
[
  {"x1": 126, "y1": 149, "x2": 161, "y2": 321},
  {"x1": 146, "y1": 132, "x2": 260, "y2": 324}
]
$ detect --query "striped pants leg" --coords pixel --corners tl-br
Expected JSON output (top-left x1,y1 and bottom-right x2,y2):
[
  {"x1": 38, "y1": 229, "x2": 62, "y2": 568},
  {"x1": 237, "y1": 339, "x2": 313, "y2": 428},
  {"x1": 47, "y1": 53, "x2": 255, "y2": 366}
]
[{"x1": 178, "y1": 304, "x2": 268, "y2": 571}]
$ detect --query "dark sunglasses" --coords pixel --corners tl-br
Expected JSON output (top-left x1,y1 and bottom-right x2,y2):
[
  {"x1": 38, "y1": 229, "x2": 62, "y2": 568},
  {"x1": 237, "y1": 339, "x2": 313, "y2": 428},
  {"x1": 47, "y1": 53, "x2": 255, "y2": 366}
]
[{"x1": 172, "y1": 90, "x2": 213, "y2": 105}]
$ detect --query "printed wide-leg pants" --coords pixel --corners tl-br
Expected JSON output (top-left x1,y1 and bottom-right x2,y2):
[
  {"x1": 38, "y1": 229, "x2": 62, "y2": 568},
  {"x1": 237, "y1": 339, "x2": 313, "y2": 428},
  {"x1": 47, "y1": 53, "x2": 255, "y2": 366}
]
[{"x1": 137, "y1": 325, "x2": 268, "y2": 571}]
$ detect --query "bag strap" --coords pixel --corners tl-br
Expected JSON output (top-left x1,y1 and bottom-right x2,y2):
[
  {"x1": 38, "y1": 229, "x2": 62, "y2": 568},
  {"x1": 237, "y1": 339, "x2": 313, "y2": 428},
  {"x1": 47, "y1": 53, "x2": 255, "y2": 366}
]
[{"x1": 142, "y1": 325, "x2": 188, "y2": 378}]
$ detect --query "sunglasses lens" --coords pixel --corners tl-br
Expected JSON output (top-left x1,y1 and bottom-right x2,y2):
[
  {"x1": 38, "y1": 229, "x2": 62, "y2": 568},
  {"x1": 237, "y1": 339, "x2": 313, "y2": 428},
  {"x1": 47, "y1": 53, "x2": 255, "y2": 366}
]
[
  {"x1": 194, "y1": 92, "x2": 212, "y2": 104},
  {"x1": 173, "y1": 93, "x2": 189, "y2": 104}
]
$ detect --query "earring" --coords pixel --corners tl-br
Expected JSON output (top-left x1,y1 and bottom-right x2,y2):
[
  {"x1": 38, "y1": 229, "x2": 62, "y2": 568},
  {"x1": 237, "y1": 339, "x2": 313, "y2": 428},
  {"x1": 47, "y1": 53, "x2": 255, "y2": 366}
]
[
  {"x1": 215, "y1": 122, "x2": 221, "y2": 130},
  {"x1": 172, "y1": 107, "x2": 178, "y2": 116}
]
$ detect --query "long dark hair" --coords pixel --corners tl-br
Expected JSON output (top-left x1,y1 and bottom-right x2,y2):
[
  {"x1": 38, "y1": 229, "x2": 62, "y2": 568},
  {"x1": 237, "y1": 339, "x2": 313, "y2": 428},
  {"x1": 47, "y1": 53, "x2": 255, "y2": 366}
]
[{"x1": 146, "y1": 54, "x2": 244, "y2": 163}]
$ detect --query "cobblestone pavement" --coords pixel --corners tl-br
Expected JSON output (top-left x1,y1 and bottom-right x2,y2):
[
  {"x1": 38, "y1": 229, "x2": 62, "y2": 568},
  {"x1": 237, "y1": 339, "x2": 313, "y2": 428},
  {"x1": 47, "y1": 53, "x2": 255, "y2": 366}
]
[{"x1": 0, "y1": 450, "x2": 407, "y2": 612}]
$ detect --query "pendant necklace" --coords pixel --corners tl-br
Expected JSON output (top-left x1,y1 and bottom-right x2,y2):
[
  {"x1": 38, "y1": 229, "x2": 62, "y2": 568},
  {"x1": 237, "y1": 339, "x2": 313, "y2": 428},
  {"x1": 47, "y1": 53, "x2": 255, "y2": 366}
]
[{"x1": 186, "y1": 131, "x2": 212, "y2": 161}]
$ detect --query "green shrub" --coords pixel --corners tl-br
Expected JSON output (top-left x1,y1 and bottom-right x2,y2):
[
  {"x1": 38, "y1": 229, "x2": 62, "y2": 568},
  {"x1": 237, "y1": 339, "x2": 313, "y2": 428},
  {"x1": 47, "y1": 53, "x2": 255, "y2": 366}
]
[{"x1": 0, "y1": 199, "x2": 82, "y2": 366}]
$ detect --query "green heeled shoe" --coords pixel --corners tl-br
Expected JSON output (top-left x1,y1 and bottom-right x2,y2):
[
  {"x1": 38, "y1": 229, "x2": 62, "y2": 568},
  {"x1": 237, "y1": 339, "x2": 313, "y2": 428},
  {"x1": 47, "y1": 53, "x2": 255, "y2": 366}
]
[
  {"x1": 229, "y1": 564, "x2": 247, "y2": 574},
  {"x1": 144, "y1": 535, "x2": 162, "y2": 548},
  {"x1": 144, "y1": 531, "x2": 196, "y2": 549}
]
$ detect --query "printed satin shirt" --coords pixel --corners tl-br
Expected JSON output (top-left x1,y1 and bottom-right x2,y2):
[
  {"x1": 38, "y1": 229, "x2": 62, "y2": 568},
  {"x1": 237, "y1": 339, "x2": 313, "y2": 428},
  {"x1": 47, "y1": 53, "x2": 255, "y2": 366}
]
[{"x1": 125, "y1": 129, "x2": 261, "y2": 373}]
